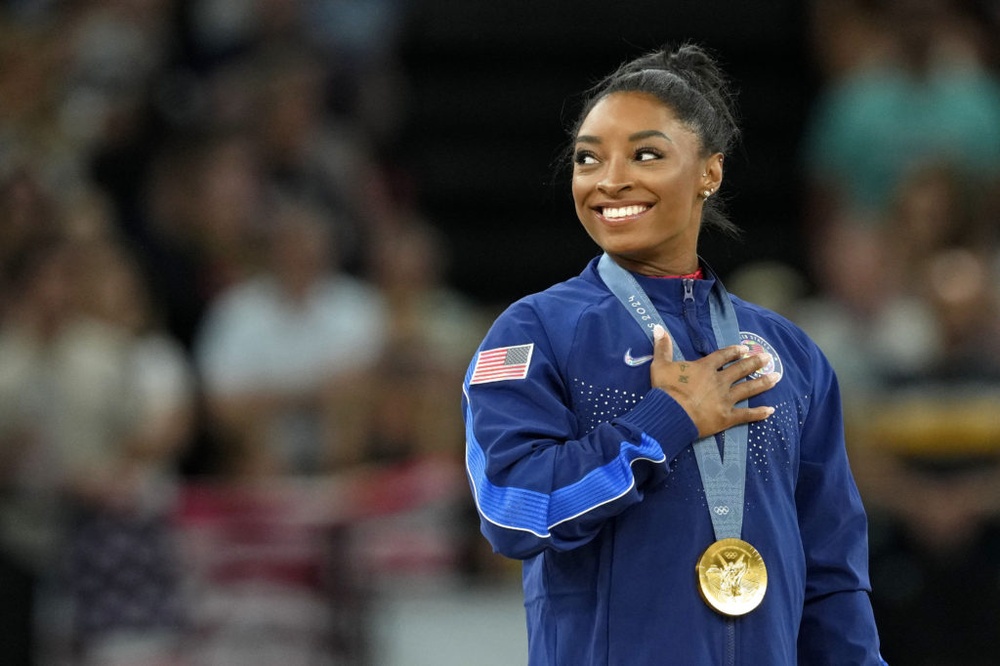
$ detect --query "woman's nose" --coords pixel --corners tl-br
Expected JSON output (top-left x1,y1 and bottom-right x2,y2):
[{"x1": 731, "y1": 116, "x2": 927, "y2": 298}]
[{"x1": 596, "y1": 161, "x2": 633, "y2": 196}]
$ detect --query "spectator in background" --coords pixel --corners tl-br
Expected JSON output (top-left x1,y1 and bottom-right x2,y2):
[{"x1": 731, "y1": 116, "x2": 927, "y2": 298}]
[
  {"x1": 880, "y1": 162, "x2": 1000, "y2": 379},
  {"x1": 356, "y1": 216, "x2": 490, "y2": 464},
  {"x1": 369, "y1": 217, "x2": 489, "y2": 382},
  {"x1": 61, "y1": 236, "x2": 195, "y2": 665},
  {"x1": 195, "y1": 198, "x2": 388, "y2": 478},
  {"x1": 0, "y1": 230, "x2": 195, "y2": 664}
]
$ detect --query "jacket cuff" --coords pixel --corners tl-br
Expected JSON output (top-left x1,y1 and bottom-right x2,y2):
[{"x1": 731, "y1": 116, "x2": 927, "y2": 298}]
[{"x1": 619, "y1": 388, "x2": 698, "y2": 458}]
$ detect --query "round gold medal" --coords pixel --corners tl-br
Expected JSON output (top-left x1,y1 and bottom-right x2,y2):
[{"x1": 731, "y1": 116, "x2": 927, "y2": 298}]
[{"x1": 695, "y1": 538, "x2": 767, "y2": 616}]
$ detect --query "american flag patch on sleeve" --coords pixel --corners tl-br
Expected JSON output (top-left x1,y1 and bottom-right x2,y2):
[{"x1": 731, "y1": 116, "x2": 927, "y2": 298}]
[{"x1": 469, "y1": 343, "x2": 534, "y2": 385}]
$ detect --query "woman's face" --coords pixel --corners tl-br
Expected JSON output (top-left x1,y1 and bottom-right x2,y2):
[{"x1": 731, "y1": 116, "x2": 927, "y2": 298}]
[{"x1": 572, "y1": 91, "x2": 720, "y2": 275}]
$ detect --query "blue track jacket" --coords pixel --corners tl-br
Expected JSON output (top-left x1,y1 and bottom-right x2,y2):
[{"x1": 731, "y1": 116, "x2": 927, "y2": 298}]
[{"x1": 462, "y1": 257, "x2": 886, "y2": 665}]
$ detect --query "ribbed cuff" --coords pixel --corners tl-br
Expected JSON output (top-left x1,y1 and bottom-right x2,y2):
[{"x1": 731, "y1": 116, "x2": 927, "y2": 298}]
[{"x1": 619, "y1": 388, "x2": 698, "y2": 459}]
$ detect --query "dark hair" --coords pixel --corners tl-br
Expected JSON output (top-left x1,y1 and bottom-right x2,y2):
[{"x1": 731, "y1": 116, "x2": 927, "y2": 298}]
[{"x1": 566, "y1": 43, "x2": 741, "y2": 234}]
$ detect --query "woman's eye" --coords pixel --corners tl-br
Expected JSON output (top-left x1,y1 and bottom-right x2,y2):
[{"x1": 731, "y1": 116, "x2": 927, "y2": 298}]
[
  {"x1": 573, "y1": 150, "x2": 599, "y2": 166},
  {"x1": 635, "y1": 148, "x2": 662, "y2": 161}
]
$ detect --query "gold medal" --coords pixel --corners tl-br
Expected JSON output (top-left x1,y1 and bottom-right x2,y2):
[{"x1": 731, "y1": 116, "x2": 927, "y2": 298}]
[{"x1": 695, "y1": 538, "x2": 767, "y2": 616}]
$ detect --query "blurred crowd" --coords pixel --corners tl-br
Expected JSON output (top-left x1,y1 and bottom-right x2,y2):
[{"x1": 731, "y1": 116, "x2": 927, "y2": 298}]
[
  {"x1": 0, "y1": 1, "x2": 492, "y2": 664},
  {"x1": 2, "y1": 0, "x2": 1000, "y2": 664}
]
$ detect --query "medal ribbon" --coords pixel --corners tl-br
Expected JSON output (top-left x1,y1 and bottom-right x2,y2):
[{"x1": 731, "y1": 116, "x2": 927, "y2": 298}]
[{"x1": 597, "y1": 253, "x2": 748, "y2": 541}]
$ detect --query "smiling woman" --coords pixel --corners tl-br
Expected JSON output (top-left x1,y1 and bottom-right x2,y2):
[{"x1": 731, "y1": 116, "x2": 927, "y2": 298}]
[{"x1": 461, "y1": 42, "x2": 889, "y2": 665}]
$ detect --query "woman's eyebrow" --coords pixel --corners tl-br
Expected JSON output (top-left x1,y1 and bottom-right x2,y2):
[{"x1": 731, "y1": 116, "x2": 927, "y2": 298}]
[
  {"x1": 628, "y1": 129, "x2": 671, "y2": 143},
  {"x1": 574, "y1": 130, "x2": 672, "y2": 145}
]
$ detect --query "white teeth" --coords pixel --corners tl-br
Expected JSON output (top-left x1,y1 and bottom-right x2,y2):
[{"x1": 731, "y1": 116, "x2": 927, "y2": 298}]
[{"x1": 603, "y1": 205, "x2": 648, "y2": 219}]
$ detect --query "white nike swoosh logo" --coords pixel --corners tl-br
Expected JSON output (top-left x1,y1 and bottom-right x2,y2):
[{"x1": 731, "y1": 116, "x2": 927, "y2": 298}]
[{"x1": 623, "y1": 348, "x2": 654, "y2": 367}]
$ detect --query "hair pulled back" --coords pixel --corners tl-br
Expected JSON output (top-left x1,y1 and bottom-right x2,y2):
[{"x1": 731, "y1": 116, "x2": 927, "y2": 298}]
[{"x1": 569, "y1": 43, "x2": 741, "y2": 234}]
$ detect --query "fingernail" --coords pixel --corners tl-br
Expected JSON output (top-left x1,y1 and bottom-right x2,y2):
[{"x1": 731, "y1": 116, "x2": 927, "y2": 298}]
[
  {"x1": 653, "y1": 324, "x2": 665, "y2": 341},
  {"x1": 765, "y1": 406, "x2": 775, "y2": 417}
]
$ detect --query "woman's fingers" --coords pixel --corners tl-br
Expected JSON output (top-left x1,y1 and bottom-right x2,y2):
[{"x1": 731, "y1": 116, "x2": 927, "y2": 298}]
[
  {"x1": 729, "y1": 369, "x2": 780, "y2": 403},
  {"x1": 653, "y1": 323, "x2": 672, "y2": 360},
  {"x1": 710, "y1": 345, "x2": 769, "y2": 377}
]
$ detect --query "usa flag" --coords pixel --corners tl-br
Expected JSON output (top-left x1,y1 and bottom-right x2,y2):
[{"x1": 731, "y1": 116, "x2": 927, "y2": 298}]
[{"x1": 470, "y1": 343, "x2": 534, "y2": 384}]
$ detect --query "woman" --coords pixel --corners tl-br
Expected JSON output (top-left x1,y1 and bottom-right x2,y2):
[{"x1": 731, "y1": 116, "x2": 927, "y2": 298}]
[{"x1": 461, "y1": 43, "x2": 887, "y2": 664}]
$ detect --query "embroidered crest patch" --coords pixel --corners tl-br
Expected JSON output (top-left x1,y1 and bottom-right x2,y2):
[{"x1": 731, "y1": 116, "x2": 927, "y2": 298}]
[{"x1": 739, "y1": 332, "x2": 783, "y2": 382}]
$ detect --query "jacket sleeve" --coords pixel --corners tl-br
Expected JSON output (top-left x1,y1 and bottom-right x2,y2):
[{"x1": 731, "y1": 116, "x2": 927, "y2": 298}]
[
  {"x1": 463, "y1": 301, "x2": 698, "y2": 560},
  {"x1": 795, "y1": 348, "x2": 888, "y2": 665}
]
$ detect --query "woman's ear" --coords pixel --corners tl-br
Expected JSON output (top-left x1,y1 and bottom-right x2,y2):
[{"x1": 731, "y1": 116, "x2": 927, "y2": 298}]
[{"x1": 702, "y1": 153, "x2": 724, "y2": 195}]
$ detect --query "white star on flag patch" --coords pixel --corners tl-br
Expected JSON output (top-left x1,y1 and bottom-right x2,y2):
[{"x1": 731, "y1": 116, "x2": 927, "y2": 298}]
[{"x1": 470, "y1": 343, "x2": 534, "y2": 384}]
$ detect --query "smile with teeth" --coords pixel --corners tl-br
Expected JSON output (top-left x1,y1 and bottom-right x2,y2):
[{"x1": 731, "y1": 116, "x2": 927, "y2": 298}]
[{"x1": 601, "y1": 204, "x2": 649, "y2": 219}]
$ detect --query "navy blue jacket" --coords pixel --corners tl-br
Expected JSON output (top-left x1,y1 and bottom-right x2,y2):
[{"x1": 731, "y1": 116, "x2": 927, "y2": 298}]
[{"x1": 462, "y1": 257, "x2": 886, "y2": 665}]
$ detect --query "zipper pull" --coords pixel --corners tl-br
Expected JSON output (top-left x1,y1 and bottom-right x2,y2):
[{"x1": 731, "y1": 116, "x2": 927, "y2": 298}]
[{"x1": 683, "y1": 277, "x2": 695, "y2": 303}]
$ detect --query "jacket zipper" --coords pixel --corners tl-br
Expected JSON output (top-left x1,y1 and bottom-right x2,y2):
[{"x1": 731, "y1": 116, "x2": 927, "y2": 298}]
[{"x1": 682, "y1": 278, "x2": 711, "y2": 356}]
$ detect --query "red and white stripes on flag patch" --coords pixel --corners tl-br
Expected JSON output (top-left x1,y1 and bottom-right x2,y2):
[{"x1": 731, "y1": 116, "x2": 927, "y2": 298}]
[{"x1": 469, "y1": 343, "x2": 534, "y2": 385}]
